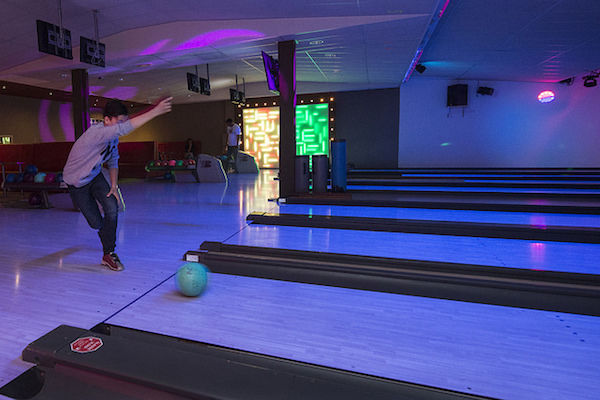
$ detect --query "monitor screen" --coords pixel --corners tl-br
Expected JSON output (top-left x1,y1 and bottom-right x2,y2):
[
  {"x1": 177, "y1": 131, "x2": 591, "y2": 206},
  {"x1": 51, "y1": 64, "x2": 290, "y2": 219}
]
[
  {"x1": 230, "y1": 89, "x2": 245, "y2": 105},
  {"x1": 261, "y1": 51, "x2": 279, "y2": 92},
  {"x1": 187, "y1": 73, "x2": 200, "y2": 93},
  {"x1": 80, "y1": 36, "x2": 105, "y2": 67},
  {"x1": 199, "y1": 77, "x2": 211, "y2": 95},
  {"x1": 37, "y1": 20, "x2": 73, "y2": 60}
]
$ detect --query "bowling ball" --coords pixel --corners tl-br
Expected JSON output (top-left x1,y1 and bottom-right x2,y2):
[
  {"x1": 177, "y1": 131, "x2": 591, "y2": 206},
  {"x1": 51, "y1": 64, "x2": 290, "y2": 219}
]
[
  {"x1": 4, "y1": 173, "x2": 16, "y2": 183},
  {"x1": 44, "y1": 173, "x2": 56, "y2": 183},
  {"x1": 189, "y1": 159, "x2": 196, "y2": 165},
  {"x1": 164, "y1": 172, "x2": 173, "y2": 180},
  {"x1": 34, "y1": 172, "x2": 47, "y2": 183},
  {"x1": 148, "y1": 160, "x2": 155, "y2": 167},
  {"x1": 28, "y1": 192, "x2": 43, "y2": 206},
  {"x1": 176, "y1": 160, "x2": 184, "y2": 167},
  {"x1": 16, "y1": 173, "x2": 24, "y2": 183},
  {"x1": 174, "y1": 263, "x2": 209, "y2": 297},
  {"x1": 168, "y1": 160, "x2": 176, "y2": 167},
  {"x1": 25, "y1": 165, "x2": 38, "y2": 175},
  {"x1": 55, "y1": 172, "x2": 63, "y2": 183},
  {"x1": 23, "y1": 173, "x2": 34, "y2": 183}
]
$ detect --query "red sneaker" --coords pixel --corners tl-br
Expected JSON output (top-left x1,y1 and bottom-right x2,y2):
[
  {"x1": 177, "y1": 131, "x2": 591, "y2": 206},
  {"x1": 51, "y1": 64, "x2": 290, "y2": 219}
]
[{"x1": 101, "y1": 252, "x2": 124, "y2": 271}]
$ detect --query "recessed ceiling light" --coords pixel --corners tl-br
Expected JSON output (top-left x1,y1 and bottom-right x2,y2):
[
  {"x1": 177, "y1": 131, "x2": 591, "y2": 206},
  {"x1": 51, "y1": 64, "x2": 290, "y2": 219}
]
[{"x1": 309, "y1": 40, "x2": 324, "y2": 45}]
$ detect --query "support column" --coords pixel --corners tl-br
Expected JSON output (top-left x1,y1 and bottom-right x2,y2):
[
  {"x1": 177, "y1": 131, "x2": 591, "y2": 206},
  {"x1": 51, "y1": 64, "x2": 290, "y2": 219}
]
[
  {"x1": 71, "y1": 69, "x2": 90, "y2": 140},
  {"x1": 278, "y1": 40, "x2": 296, "y2": 198}
]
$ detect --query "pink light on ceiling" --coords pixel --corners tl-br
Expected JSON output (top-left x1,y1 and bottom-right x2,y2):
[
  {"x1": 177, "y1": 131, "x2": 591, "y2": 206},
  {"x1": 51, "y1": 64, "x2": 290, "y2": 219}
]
[
  {"x1": 102, "y1": 86, "x2": 139, "y2": 100},
  {"x1": 174, "y1": 29, "x2": 265, "y2": 51},
  {"x1": 139, "y1": 39, "x2": 172, "y2": 56}
]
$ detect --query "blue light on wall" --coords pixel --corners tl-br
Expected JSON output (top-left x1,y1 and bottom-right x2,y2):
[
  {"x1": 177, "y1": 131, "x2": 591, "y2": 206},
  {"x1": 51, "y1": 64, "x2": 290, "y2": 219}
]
[{"x1": 537, "y1": 90, "x2": 555, "y2": 103}]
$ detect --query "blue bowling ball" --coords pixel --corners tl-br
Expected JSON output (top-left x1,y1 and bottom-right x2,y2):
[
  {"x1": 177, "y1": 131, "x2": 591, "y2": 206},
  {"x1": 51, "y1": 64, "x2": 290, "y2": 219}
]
[
  {"x1": 55, "y1": 172, "x2": 63, "y2": 183},
  {"x1": 4, "y1": 173, "x2": 16, "y2": 183},
  {"x1": 16, "y1": 173, "x2": 24, "y2": 183},
  {"x1": 174, "y1": 263, "x2": 209, "y2": 297},
  {"x1": 25, "y1": 165, "x2": 38, "y2": 175},
  {"x1": 34, "y1": 172, "x2": 46, "y2": 183}
]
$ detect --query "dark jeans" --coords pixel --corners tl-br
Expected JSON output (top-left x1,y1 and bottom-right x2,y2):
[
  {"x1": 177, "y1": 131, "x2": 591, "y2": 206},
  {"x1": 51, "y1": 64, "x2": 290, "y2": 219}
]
[
  {"x1": 226, "y1": 145, "x2": 239, "y2": 172},
  {"x1": 68, "y1": 173, "x2": 118, "y2": 254}
]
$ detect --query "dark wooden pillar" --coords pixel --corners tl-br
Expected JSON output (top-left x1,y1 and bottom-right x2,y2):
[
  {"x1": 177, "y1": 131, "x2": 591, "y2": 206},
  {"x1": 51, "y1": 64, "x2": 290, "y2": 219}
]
[
  {"x1": 71, "y1": 69, "x2": 90, "y2": 140},
  {"x1": 278, "y1": 40, "x2": 297, "y2": 198}
]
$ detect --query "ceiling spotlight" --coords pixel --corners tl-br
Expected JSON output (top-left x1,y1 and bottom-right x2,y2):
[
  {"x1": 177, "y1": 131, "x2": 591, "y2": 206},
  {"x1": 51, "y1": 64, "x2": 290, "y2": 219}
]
[{"x1": 415, "y1": 64, "x2": 426, "y2": 74}]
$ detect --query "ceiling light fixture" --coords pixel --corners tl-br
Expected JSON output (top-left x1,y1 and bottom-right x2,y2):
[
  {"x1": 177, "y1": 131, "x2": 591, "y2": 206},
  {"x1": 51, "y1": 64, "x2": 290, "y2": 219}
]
[{"x1": 558, "y1": 77, "x2": 575, "y2": 86}]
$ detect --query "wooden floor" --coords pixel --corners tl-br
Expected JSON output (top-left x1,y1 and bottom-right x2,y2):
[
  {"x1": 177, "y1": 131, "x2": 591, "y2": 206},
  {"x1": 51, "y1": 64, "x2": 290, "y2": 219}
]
[{"x1": 1, "y1": 170, "x2": 599, "y2": 399}]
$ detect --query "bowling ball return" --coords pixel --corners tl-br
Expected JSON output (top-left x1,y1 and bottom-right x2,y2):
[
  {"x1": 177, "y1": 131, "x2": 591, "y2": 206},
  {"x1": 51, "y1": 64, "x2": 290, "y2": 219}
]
[
  {"x1": 0, "y1": 324, "x2": 475, "y2": 400},
  {"x1": 145, "y1": 155, "x2": 227, "y2": 183},
  {"x1": 145, "y1": 159, "x2": 199, "y2": 183},
  {"x1": 1, "y1": 181, "x2": 70, "y2": 209}
]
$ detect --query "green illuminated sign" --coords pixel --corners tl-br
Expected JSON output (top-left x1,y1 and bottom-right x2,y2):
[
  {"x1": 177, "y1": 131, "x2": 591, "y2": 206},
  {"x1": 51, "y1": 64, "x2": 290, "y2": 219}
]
[{"x1": 296, "y1": 103, "x2": 329, "y2": 158}]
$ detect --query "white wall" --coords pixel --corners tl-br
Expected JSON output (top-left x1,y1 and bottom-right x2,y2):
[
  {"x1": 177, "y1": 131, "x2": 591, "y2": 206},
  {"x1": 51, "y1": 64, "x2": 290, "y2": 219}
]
[{"x1": 399, "y1": 77, "x2": 600, "y2": 167}]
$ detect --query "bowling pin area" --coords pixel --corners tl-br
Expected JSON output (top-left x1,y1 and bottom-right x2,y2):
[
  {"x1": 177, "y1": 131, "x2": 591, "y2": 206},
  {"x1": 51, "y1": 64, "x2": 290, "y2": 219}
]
[{"x1": 1, "y1": 170, "x2": 599, "y2": 399}]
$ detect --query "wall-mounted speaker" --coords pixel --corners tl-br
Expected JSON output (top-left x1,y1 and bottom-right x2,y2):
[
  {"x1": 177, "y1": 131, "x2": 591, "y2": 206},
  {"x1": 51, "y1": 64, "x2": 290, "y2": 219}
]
[
  {"x1": 447, "y1": 84, "x2": 468, "y2": 107},
  {"x1": 477, "y1": 86, "x2": 494, "y2": 96}
]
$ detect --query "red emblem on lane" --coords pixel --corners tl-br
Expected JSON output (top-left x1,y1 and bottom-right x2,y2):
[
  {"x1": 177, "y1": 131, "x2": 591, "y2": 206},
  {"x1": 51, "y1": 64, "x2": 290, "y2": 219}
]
[{"x1": 70, "y1": 336, "x2": 103, "y2": 353}]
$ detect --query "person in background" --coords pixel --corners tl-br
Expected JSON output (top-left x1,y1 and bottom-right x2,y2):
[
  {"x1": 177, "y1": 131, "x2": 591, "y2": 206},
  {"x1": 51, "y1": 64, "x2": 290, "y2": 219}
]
[
  {"x1": 63, "y1": 97, "x2": 172, "y2": 271},
  {"x1": 225, "y1": 118, "x2": 241, "y2": 173},
  {"x1": 184, "y1": 138, "x2": 196, "y2": 160}
]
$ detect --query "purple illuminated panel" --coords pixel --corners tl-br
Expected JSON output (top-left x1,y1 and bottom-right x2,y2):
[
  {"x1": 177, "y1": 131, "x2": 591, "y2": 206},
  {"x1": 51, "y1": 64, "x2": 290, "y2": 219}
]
[
  {"x1": 38, "y1": 100, "x2": 54, "y2": 142},
  {"x1": 174, "y1": 29, "x2": 264, "y2": 51},
  {"x1": 59, "y1": 103, "x2": 75, "y2": 141},
  {"x1": 139, "y1": 39, "x2": 171, "y2": 56}
]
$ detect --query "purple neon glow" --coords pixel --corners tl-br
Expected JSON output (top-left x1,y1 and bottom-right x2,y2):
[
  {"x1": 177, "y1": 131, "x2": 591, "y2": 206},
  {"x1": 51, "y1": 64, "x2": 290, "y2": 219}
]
[
  {"x1": 174, "y1": 29, "x2": 264, "y2": 51},
  {"x1": 59, "y1": 103, "x2": 75, "y2": 141},
  {"x1": 538, "y1": 90, "x2": 555, "y2": 103},
  {"x1": 63, "y1": 85, "x2": 104, "y2": 94},
  {"x1": 438, "y1": 0, "x2": 450, "y2": 17},
  {"x1": 139, "y1": 39, "x2": 172, "y2": 56},
  {"x1": 102, "y1": 86, "x2": 139, "y2": 100},
  {"x1": 403, "y1": 0, "x2": 450, "y2": 83},
  {"x1": 529, "y1": 242, "x2": 546, "y2": 265},
  {"x1": 403, "y1": 49, "x2": 423, "y2": 83},
  {"x1": 38, "y1": 100, "x2": 54, "y2": 143}
]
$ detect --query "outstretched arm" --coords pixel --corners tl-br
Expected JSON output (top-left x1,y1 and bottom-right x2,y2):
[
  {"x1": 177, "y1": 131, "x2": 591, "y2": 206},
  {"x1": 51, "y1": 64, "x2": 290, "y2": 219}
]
[{"x1": 130, "y1": 97, "x2": 173, "y2": 130}]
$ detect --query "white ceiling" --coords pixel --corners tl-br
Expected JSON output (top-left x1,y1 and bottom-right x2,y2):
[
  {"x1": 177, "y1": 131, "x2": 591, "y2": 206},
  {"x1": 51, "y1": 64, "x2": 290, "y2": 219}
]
[
  {"x1": 1, "y1": 0, "x2": 598, "y2": 104},
  {"x1": 419, "y1": 0, "x2": 600, "y2": 82}
]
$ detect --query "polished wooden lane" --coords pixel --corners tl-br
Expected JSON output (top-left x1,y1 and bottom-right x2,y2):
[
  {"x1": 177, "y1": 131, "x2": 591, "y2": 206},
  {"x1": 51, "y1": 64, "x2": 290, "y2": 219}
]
[
  {"x1": 0, "y1": 171, "x2": 279, "y2": 385},
  {"x1": 2, "y1": 170, "x2": 598, "y2": 400},
  {"x1": 105, "y1": 272, "x2": 600, "y2": 400},
  {"x1": 266, "y1": 203, "x2": 600, "y2": 227},
  {"x1": 226, "y1": 224, "x2": 600, "y2": 274}
]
